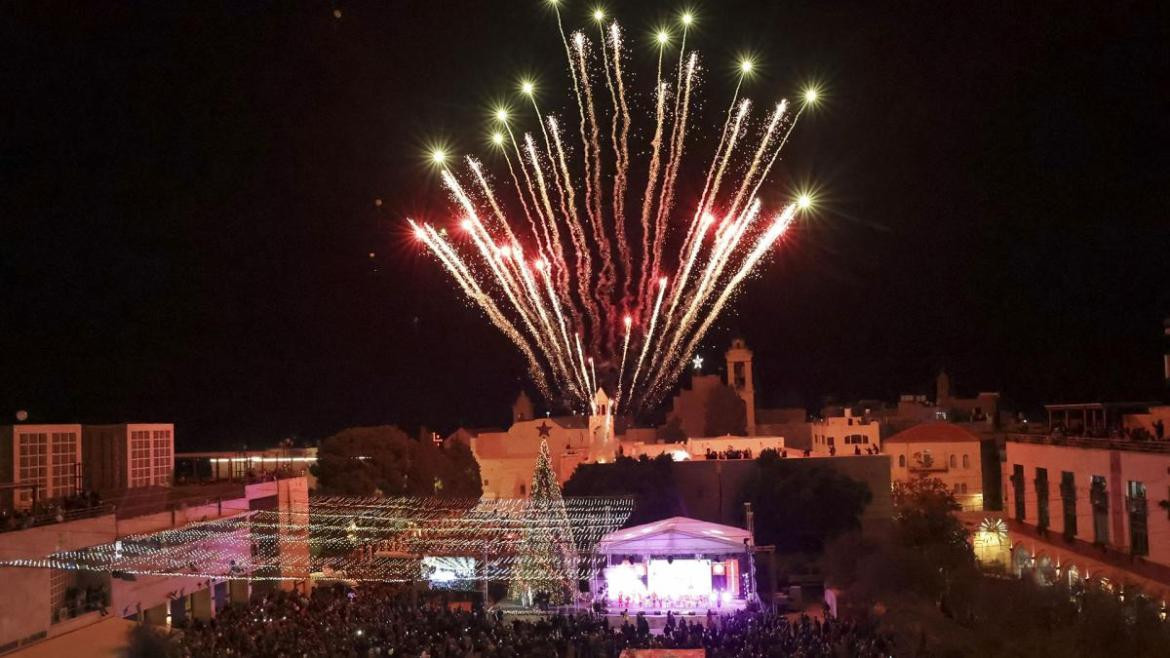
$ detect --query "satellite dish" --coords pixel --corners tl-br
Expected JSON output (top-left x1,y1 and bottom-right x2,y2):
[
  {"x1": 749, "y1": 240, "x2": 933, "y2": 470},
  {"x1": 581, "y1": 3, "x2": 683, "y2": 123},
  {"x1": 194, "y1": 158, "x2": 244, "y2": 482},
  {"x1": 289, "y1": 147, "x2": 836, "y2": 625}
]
[{"x1": 15, "y1": 410, "x2": 28, "y2": 422}]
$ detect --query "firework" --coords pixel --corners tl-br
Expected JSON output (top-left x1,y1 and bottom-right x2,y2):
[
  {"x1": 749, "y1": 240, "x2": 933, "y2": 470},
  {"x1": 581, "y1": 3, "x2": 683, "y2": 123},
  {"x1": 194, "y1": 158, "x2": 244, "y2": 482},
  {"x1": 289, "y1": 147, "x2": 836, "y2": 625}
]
[{"x1": 410, "y1": 4, "x2": 817, "y2": 413}]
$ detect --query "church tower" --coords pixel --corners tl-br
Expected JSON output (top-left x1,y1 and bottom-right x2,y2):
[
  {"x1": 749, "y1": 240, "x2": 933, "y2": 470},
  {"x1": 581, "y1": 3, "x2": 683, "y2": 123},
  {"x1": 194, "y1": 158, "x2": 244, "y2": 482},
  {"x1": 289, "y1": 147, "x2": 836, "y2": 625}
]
[
  {"x1": 588, "y1": 388, "x2": 615, "y2": 462},
  {"x1": 936, "y1": 370, "x2": 952, "y2": 405},
  {"x1": 725, "y1": 339, "x2": 756, "y2": 435},
  {"x1": 512, "y1": 390, "x2": 534, "y2": 424}
]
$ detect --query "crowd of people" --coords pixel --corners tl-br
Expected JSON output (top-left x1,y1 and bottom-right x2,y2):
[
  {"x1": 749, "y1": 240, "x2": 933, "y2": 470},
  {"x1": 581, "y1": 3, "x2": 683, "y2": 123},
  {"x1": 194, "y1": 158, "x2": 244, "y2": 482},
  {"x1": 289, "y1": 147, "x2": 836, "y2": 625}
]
[
  {"x1": 703, "y1": 447, "x2": 754, "y2": 460},
  {"x1": 175, "y1": 583, "x2": 892, "y2": 657},
  {"x1": 0, "y1": 490, "x2": 103, "y2": 533}
]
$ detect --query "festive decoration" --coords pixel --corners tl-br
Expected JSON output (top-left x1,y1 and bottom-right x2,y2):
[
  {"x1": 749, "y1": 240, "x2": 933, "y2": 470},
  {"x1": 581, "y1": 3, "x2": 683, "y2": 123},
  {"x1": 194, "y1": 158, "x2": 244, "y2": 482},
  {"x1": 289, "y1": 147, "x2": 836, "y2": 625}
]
[
  {"x1": 410, "y1": 4, "x2": 818, "y2": 413},
  {"x1": 0, "y1": 496, "x2": 633, "y2": 587},
  {"x1": 512, "y1": 440, "x2": 577, "y2": 605}
]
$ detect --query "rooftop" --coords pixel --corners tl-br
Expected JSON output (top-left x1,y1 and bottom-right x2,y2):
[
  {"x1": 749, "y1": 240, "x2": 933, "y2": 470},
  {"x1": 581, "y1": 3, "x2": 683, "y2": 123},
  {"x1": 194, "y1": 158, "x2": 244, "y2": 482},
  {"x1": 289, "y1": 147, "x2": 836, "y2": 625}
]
[{"x1": 886, "y1": 422, "x2": 983, "y2": 444}]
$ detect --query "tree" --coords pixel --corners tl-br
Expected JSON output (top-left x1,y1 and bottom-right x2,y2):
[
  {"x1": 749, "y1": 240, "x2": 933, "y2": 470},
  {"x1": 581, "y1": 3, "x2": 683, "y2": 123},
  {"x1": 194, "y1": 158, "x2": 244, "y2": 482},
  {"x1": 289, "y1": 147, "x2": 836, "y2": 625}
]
[
  {"x1": 656, "y1": 416, "x2": 688, "y2": 443},
  {"x1": 705, "y1": 383, "x2": 747, "y2": 436},
  {"x1": 737, "y1": 452, "x2": 871, "y2": 553},
  {"x1": 563, "y1": 454, "x2": 687, "y2": 527},
  {"x1": 124, "y1": 624, "x2": 178, "y2": 658},
  {"x1": 312, "y1": 425, "x2": 481, "y2": 497},
  {"x1": 513, "y1": 440, "x2": 576, "y2": 606},
  {"x1": 892, "y1": 476, "x2": 970, "y2": 573}
]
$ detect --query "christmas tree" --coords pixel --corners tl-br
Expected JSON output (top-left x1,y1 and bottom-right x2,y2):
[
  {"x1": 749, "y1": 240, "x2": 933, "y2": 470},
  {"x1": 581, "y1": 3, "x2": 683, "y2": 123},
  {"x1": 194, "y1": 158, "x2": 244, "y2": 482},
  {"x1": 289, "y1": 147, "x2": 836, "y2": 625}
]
[{"x1": 512, "y1": 439, "x2": 578, "y2": 606}]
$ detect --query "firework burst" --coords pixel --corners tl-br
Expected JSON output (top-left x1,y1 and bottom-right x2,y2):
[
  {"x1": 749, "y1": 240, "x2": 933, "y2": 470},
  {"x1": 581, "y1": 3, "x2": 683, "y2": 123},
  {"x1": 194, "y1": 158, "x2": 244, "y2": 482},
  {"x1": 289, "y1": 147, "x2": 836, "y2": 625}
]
[{"x1": 409, "y1": 4, "x2": 818, "y2": 414}]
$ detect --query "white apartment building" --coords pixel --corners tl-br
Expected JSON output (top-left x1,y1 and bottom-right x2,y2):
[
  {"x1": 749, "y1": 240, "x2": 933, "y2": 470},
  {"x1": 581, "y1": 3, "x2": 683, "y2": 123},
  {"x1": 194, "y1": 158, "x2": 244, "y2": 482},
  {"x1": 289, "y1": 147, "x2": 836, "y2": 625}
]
[
  {"x1": 81, "y1": 423, "x2": 174, "y2": 491},
  {"x1": 0, "y1": 425, "x2": 82, "y2": 510},
  {"x1": 810, "y1": 409, "x2": 881, "y2": 455}
]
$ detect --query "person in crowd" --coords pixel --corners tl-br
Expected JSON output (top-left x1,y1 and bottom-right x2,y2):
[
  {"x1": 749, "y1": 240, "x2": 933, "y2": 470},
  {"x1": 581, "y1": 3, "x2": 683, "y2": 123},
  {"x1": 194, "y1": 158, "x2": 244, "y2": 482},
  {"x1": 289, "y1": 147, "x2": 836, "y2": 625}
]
[{"x1": 175, "y1": 582, "x2": 892, "y2": 658}]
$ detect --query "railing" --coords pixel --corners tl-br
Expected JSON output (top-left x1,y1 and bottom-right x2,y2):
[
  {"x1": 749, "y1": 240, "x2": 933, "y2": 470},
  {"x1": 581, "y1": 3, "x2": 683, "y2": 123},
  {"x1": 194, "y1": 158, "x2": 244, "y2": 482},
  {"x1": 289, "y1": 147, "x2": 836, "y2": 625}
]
[
  {"x1": 1007, "y1": 433, "x2": 1170, "y2": 454},
  {"x1": 0, "y1": 503, "x2": 114, "y2": 534}
]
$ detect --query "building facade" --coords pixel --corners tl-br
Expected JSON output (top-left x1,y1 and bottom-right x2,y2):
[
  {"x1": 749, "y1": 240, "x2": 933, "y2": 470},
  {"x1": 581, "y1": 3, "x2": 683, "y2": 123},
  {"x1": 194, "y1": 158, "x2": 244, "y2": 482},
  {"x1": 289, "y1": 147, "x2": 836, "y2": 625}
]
[
  {"x1": 810, "y1": 410, "x2": 881, "y2": 456},
  {"x1": 886, "y1": 422, "x2": 984, "y2": 510},
  {"x1": 0, "y1": 425, "x2": 82, "y2": 510},
  {"x1": 81, "y1": 423, "x2": 174, "y2": 492}
]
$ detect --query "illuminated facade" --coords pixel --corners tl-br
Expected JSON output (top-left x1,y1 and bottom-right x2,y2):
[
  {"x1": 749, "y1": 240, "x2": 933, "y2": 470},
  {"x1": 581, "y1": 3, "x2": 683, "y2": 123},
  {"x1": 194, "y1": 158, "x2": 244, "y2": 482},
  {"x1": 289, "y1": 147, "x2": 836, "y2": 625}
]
[
  {"x1": 0, "y1": 424, "x2": 82, "y2": 510},
  {"x1": 810, "y1": 409, "x2": 881, "y2": 456},
  {"x1": 81, "y1": 423, "x2": 174, "y2": 492},
  {"x1": 886, "y1": 422, "x2": 984, "y2": 511}
]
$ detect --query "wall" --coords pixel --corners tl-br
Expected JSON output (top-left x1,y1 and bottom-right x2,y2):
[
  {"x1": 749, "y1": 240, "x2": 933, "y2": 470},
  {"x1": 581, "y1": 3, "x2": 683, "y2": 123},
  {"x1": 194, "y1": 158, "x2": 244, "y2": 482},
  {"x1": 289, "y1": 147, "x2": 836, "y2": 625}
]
[
  {"x1": 0, "y1": 515, "x2": 118, "y2": 649},
  {"x1": 887, "y1": 439, "x2": 984, "y2": 510},
  {"x1": 669, "y1": 455, "x2": 893, "y2": 535},
  {"x1": 1004, "y1": 441, "x2": 1170, "y2": 569},
  {"x1": 810, "y1": 414, "x2": 882, "y2": 455}
]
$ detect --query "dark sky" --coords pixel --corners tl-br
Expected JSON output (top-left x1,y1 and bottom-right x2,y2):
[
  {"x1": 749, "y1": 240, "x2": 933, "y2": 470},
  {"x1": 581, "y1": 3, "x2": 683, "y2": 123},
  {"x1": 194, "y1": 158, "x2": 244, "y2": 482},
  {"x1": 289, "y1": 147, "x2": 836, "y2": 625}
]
[{"x1": 3, "y1": 1, "x2": 1167, "y2": 450}]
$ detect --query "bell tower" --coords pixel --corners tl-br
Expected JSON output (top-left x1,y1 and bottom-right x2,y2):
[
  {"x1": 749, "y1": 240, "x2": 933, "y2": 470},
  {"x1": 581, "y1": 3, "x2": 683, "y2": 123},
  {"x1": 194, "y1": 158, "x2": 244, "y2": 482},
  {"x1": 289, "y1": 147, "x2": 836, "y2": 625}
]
[
  {"x1": 725, "y1": 338, "x2": 756, "y2": 435},
  {"x1": 588, "y1": 388, "x2": 615, "y2": 462},
  {"x1": 512, "y1": 390, "x2": 534, "y2": 424}
]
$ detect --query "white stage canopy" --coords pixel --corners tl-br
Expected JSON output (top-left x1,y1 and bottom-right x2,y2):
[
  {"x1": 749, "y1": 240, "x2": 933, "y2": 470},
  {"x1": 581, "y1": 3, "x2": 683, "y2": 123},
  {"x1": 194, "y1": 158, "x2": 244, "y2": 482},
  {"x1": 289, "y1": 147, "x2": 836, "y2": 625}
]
[{"x1": 597, "y1": 516, "x2": 751, "y2": 556}]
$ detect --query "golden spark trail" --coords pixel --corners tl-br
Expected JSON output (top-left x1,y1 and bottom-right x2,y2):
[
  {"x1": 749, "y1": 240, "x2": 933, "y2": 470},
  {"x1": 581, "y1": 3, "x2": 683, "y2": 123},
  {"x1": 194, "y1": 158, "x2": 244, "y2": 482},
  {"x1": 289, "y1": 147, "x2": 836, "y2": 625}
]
[
  {"x1": 609, "y1": 22, "x2": 634, "y2": 304},
  {"x1": 650, "y1": 206, "x2": 797, "y2": 404},
  {"x1": 411, "y1": 7, "x2": 817, "y2": 411},
  {"x1": 413, "y1": 220, "x2": 551, "y2": 397},
  {"x1": 575, "y1": 333, "x2": 591, "y2": 396},
  {"x1": 724, "y1": 101, "x2": 787, "y2": 224},
  {"x1": 573, "y1": 34, "x2": 615, "y2": 353},
  {"x1": 539, "y1": 260, "x2": 589, "y2": 397},
  {"x1": 443, "y1": 168, "x2": 559, "y2": 378},
  {"x1": 651, "y1": 53, "x2": 698, "y2": 292},
  {"x1": 637, "y1": 74, "x2": 669, "y2": 313},
  {"x1": 627, "y1": 277, "x2": 667, "y2": 400},
  {"x1": 615, "y1": 315, "x2": 632, "y2": 407},
  {"x1": 652, "y1": 200, "x2": 762, "y2": 387},
  {"x1": 504, "y1": 124, "x2": 554, "y2": 256},
  {"x1": 467, "y1": 157, "x2": 520, "y2": 249},
  {"x1": 524, "y1": 133, "x2": 571, "y2": 292},
  {"x1": 548, "y1": 115, "x2": 600, "y2": 343}
]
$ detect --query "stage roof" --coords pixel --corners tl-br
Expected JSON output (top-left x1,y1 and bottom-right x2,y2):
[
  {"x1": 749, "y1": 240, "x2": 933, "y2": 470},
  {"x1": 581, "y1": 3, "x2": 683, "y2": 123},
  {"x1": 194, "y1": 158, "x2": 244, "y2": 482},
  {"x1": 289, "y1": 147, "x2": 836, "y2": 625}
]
[{"x1": 598, "y1": 516, "x2": 751, "y2": 556}]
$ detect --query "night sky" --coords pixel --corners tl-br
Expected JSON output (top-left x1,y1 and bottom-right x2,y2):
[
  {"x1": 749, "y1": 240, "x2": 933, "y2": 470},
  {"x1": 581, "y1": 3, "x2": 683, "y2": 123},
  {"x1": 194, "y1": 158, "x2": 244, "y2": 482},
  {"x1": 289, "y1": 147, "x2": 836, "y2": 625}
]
[{"x1": 4, "y1": 1, "x2": 1167, "y2": 450}]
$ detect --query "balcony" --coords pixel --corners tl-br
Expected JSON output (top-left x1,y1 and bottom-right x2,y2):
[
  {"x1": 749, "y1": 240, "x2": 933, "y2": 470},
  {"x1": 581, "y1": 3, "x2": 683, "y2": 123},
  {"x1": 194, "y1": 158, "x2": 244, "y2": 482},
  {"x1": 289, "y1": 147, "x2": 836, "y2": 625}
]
[{"x1": 1007, "y1": 432, "x2": 1170, "y2": 454}]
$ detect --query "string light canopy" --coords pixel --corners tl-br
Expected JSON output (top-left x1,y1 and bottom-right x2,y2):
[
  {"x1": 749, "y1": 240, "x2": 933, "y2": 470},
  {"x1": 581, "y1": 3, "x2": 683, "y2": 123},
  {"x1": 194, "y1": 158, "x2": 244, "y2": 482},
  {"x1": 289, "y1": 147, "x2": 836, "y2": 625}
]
[{"x1": 0, "y1": 496, "x2": 634, "y2": 584}]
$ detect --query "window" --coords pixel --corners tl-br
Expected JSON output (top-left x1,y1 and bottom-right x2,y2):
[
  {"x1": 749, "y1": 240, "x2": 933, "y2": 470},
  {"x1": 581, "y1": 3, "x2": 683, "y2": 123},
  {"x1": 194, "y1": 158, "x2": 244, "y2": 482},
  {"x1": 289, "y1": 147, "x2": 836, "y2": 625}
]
[
  {"x1": 50, "y1": 432, "x2": 78, "y2": 499},
  {"x1": 1090, "y1": 476, "x2": 1109, "y2": 544},
  {"x1": 130, "y1": 431, "x2": 152, "y2": 488},
  {"x1": 1128, "y1": 481, "x2": 1149, "y2": 556},
  {"x1": 1060, "y1": 472, "x2": 1077, "y2": 539},
  {"x1": 1035, "y1": 468, "x2": 1049, "y2": 531},
  {"x1": 962, "y1": 454, "x2": 970, "y2": 469},
  {"x1": 152, "y1": 430, "x2": 172, "y2": 485},
  {"x1": 1012, "y1": 464, "x2": 1026, "y2": 520},
  {"x1": 17, "y1": 432, "x2": 48, "y2": 504},
  {"x1": 961, "y1": 483, "x2": 968, "y2": 494},
  {"x1": 949, "y1": 455, "x2": 957, "y2": 468},
  {"x1": 953, "y1": 483, "x2": 960, "y2": 493},
  {"x1": 898, "y1": 455, "x2": 906, "y2": 468}
]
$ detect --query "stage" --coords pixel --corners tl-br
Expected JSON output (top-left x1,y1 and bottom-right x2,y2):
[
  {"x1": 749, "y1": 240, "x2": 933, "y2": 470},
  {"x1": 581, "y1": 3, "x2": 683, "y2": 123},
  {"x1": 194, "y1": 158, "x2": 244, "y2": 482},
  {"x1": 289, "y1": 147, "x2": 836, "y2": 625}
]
[{"x1": 594, "y1": 517, "x2": 758, "y2": 618}]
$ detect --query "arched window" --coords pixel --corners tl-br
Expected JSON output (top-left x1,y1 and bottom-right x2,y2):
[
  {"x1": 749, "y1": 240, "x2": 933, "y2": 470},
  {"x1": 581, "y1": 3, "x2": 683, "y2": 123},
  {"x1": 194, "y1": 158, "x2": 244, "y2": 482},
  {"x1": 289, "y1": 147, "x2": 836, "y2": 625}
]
[
  {"x1": 898, "y1": 455, "x2": 906, "y2": 468},
  {"x1": 961, "y1": 483, "x2": 968, "y2": 494},
  {"x1": 949, "y1": 455, "x2": 957, "y2": 468},
  {"x1": 962, "y1": 454, "x2": 970, "y2": 469}
]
